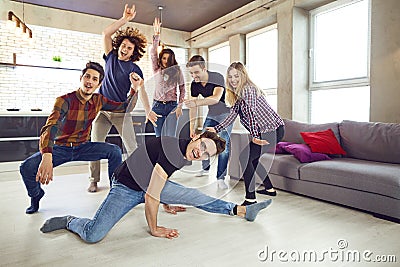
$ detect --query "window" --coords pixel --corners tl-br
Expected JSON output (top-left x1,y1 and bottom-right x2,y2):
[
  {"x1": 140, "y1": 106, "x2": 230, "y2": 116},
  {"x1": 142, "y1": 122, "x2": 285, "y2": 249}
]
[
  {"x1": 172, "y1": 47, "x2": 187, "y2": 67},
  {"x1": 309, "y1": 0, "x2": 370, "y2": 123},
  {"x1": 246, "y1": 25, "x2": 278, "y2": 111},
  {"x1": 208, "y1": 41, "x2": 230, "y2": 75},
  {"x1": 311, "y1": 86, "x2": 370, "y2": 123},
  {"x1": 172, "y1": 47, "x2": 188, "y2": 99}
]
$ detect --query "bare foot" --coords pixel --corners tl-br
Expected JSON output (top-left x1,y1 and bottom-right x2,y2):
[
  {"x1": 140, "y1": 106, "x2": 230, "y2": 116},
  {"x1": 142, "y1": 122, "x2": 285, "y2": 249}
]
[{"x1": 87, "y1": 182, "x2": 98, "y2": 193}]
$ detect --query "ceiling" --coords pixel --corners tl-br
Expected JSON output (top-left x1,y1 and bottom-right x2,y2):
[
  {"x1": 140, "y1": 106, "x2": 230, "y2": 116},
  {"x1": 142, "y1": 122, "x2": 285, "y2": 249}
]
[{"x1": 12, "y1": 0, "x2": 256, "y2": 32}]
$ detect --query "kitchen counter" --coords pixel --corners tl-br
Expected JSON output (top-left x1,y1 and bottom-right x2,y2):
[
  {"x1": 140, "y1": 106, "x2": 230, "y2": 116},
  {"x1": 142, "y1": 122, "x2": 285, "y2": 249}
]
[
  {"x1": 0, "y1": 110, "x2": 149, "y2": 116},
  {"x1": 0, "y1": 109, "x2": 190, "y2": 163},
  {"x1": 0, "y1": 111, "x2": 50, "y2": 116}
]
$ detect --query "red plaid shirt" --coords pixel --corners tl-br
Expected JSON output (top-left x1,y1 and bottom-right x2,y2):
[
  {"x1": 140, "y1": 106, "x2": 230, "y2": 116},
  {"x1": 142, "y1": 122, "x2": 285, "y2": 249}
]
[
  {"x1": 40, "y1": 90, "x2": 135, "y2": 154},
  {"x1": 215, "y1": 85, "x2": 284, "y2": 138}
]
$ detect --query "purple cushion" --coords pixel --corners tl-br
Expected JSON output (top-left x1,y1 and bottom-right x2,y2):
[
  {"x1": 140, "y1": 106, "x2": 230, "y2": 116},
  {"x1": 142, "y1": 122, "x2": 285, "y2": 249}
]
[
  {"x1": 275, "y1": 142, "x2": 294, "y2": 154},
  {"x1": 283, "y1": 143, "x2": 332, "y2": 163}
]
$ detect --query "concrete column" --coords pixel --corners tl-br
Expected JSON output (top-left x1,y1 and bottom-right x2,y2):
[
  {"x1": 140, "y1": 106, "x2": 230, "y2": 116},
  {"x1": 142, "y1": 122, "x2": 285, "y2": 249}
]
[
  {"x1": 228, "y1": 34, "x2": 247, "y2": 131},
  {"x1": 198, "y1": 48, "x2": 209, "y2": 63},
  {"x1": 229, "y1": 34, "x2": 246, "y2": 64},
  {"x1": 277, "y1": 0, "x2": 294, "y2": 120},
  {"x1": 370, "y1": 0, "x2": 400, "y2": 122},
  {"x1": 292, "y1": 7, "x2": 309, "y2": 122},
  {"x1": 188, "y1": 48, "x2": 199, "y2": 60}
]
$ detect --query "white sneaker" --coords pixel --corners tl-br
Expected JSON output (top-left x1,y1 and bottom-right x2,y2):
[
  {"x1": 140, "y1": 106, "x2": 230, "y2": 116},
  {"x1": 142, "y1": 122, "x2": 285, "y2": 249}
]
[
  {"x1": 217, "y1": 179, "x2": 228, "y2": 189},
  {"x1": 195, "y1": 170, "x2": 209, "y2": 177}
]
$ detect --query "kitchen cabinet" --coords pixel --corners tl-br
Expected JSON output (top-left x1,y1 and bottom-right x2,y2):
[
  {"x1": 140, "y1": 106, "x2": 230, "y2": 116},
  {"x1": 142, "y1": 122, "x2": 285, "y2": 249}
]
[
  {"x1": 0, "y1": 110, "x2": 190, "y2": 163},
  {"x1": 0, "y1": 114, "x2": 47, "y2": 162}
]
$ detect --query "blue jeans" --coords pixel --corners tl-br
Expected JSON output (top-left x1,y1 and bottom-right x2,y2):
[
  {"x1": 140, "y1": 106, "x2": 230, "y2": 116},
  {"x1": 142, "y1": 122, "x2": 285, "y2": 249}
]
[
  {"x1": 20, "y1": 142, "x2": 122, "y2": 198},
  {"x1": 202, "y1": 113, "x2": 233, "y2": 179},
  {"x1": 67, "y1": 180, "x2": 235, "y2": 243},
  {"x1": 152, "y1": 101, "x2": 178, "y2": 137}
]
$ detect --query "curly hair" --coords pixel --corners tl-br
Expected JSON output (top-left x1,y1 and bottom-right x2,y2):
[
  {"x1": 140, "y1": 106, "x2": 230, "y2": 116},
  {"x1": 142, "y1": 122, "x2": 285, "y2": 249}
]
[{"x1": 112, "y1": 27, "x2": 147, "y2": 62}]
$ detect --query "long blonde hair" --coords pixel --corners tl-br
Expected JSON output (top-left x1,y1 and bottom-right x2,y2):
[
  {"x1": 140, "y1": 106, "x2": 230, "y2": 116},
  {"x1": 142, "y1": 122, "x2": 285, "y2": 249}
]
[{"x1": 225, "y1": 62, "x2": 264, "y2": 107}]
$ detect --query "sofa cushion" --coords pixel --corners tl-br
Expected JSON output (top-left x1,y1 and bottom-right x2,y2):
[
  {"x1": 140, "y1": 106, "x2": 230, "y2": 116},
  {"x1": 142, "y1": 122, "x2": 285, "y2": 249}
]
[
  {"x1": 283, "y1": 143, "x2": 332, "y2": 163},
  {"x1": 339, "y1": 120, "x2": 400, "y2": 164},
  {"x1": 299, "y1": 158, "x2": 400, "y2": 199},
  {"x1": 300, "y1": 129, "x2": 346, "y2": 155},
  {"x1": 282, "y1": 119, "x2": 341, "y2": 144},
  {"x1": 275, "y1": 142, "x2": 293, "y2": 154},
  {"x1": 261, "y1": 153, "x2": 304, "y2": 180}
]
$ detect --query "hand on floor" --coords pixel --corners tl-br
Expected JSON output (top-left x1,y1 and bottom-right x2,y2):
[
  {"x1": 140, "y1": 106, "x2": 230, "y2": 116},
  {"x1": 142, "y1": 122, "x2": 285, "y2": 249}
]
[{"x1": 163, "y1": 204, "x2": 186, "y2": 214}]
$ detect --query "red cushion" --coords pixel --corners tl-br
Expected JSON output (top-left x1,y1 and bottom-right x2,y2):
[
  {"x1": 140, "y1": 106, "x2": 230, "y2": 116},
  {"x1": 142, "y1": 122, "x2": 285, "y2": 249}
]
[{"x1": 300, "y1": 129, "x2": 346, "y2": 155}]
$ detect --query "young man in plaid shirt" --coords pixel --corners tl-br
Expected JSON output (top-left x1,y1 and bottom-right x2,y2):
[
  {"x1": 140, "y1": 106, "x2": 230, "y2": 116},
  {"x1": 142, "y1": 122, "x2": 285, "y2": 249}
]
[{"x1": 20, "y1": 61, "x2": 151, "y2": 214}]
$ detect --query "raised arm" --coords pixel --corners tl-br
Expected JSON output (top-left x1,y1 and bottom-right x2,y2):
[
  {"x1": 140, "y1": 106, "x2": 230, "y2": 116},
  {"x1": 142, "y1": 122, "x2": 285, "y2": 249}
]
[
  {"x1": 150, "y1": 17, "x2": 161, "y2": 72},
  {"x1": 145, "y1": 163, "x2": 179, "y2": 239},
  {"x1": 102, "y1": 4, "x2": 136, "y2": 55}
]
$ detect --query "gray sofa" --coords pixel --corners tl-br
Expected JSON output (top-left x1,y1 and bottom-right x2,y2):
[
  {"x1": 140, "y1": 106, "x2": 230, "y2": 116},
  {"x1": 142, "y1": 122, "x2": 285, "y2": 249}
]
[{"x1": 229, "y1": 119, "x2": 400, "y2": 222}]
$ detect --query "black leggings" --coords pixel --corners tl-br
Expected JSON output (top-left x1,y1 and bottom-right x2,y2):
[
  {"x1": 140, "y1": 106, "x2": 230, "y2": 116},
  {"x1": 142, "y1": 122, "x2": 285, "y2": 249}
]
[{"x1": 239, "y1": 125, "x2": 284, "y2": 200}]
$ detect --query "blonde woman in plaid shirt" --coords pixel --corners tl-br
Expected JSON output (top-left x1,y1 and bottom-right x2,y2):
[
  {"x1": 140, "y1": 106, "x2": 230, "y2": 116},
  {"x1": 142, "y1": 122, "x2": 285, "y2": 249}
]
[{"x1": 208, "y1": 62, "x2": 285, "y2": 205}]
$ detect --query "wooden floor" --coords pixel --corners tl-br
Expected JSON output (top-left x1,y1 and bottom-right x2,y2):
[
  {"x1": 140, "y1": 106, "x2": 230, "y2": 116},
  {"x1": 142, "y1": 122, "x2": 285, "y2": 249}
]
[{"x1": 1, "y1": 162, "x2": 399, "y2": 267}]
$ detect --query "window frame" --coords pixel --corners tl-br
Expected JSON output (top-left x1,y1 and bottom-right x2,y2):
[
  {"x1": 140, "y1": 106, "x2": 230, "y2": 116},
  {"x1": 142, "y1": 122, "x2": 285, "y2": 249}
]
[
  {"x1": 246, "y1": 23, "x2": 278, "y2": 93},
  {"x1": 246, "y1": 24, "x2": 278, "y2": 110},
  {"x1": 309, "y1": 0, "x2": 371, "y2": 90},
  {"x1": 209, "y1": 41, "x2": 230, "y2": 55},
  {"x1": 208, "y1": 41, "x2": 230, "y2": 71}
]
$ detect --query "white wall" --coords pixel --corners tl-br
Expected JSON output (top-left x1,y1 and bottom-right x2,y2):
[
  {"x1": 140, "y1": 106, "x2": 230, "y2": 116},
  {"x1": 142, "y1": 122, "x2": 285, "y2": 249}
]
[
  {"x1": 0, "y1": 0, "x2": 190, "y2": 47},
  {"x1": 0, "y1": 0, "x2": 190, "y2": 112},
  {"x1": 0, "y1": 21, "x2": 103, "y2": 111}
]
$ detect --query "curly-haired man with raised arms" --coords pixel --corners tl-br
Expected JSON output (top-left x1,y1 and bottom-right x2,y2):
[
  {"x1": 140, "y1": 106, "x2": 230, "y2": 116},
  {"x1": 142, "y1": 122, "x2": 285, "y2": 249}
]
[{"x1": 89, "y1": 4, "x2": 160, "y2": 193}]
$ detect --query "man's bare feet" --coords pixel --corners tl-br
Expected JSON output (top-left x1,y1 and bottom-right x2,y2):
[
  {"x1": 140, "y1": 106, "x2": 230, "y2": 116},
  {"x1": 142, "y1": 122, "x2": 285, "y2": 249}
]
[{"x1": 87, "y1": 182, "x2": 98, "y2": 193}]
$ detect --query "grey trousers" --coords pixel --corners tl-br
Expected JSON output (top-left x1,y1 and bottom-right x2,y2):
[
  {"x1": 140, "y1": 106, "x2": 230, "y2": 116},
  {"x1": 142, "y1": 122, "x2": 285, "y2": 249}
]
[{"x1": 89, "y1": 111, "x2": 137, "y2": 182}]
